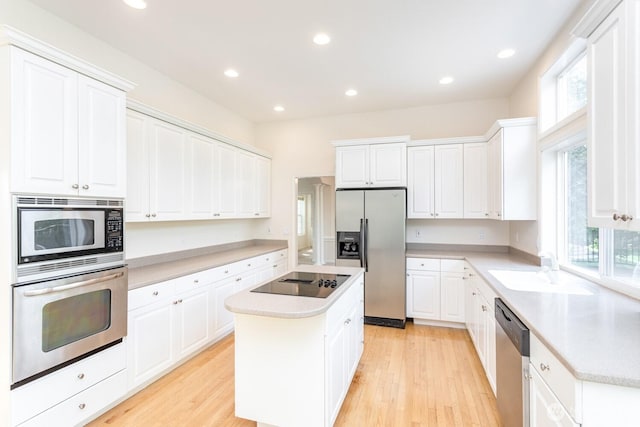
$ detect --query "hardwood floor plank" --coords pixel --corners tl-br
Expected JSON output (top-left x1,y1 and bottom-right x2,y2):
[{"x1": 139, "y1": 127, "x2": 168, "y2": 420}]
[{"x1": 88, "y1": 322, "x2": 500, "y2": 427}]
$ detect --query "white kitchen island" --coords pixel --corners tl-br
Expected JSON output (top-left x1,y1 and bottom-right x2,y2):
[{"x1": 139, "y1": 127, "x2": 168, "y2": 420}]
[{"x1": 225, "y1": 265, "x2": 364, "y2": 427}]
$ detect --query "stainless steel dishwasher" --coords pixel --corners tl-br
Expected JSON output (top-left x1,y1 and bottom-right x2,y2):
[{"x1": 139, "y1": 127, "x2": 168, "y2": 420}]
[{"x1": 495, "y1": 298, "x2": 530, "y2": 427}]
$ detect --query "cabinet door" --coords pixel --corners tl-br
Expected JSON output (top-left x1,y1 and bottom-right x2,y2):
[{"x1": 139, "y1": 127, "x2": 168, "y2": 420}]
[
  {"x1": 255, "y1": 156, "x2": 271, "y2": 217},
  {"x1": 464, "y1": 279, "x2": 478, "y2": 345},
  {"x1": 214, "y1": 143, "x2": 237, "y2": 217},
  {"x1": 187, "y1": 133, "x2": 215, "y2": 219},
  {"x1": 235, "y1": 150, "x2": 256, "y2": 217},
  {"x1": 463, "y1": 143, "x2": 488, "y2": 218},
  {"x1": 487, "y1": 130, "x2": 504, "y2": 220},
  {"x1": 11, "y1": 47, "x2": 79, "y2": 196},
  {"x1": 407, "y1": 146, "x2": 435, "y2": 218},
  {"x1": 148, "y1": 119, "x2": 187, "y2": 221},
  {"x1": 127, "y1": 301, "x2": 173, "y2": 388},
  {"x1": 440, "y1": 272, "x2": 465, "y2": 323},
  {"x1": 476, "y1": 294, "x2": 488, "y2": 367},
  {"x1": 369, "y1": 143, "x2": 407, "y2": 187},
  {"x1": 327, "y1": 321, "x2": 347, "y2": 425},
  {"x1": 335, "y1": 145, "x2": 369, "y2": 188},
  {"x1": 588, "y1": 4, "x2": 629, "y2": 228},
  {"x1": 345, "y1": 302, "x2": 360, "y2": 381},
  {"x1": 485, "y1": 306, "x2": 497, "y2": 395},
  {"x1": 530, "y1": 366, "x2": 579, "y2": 427},
  {"x1": 125, "y1": 110, "x2": 150, "y2": 221},
  {"x1": 173, "y1": 286, "x2": 210, "y2": 361},
  {"x1": 211, "y1": 278, "x2": 237, "y2": 338},
  {"x1": 434, "y1": 144, "x2": 464, "y2": 218},
  {"x1": 407, "y1": 271, "x2": 440, "y2": 320},
  {"x1": 77, "y1": 75, "x2": 126, "y2": 198}
]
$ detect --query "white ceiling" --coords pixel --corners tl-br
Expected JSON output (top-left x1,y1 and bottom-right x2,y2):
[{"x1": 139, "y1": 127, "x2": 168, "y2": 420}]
[{"x1": 29, "y1": 0, "x2": 585, "y2": 123}]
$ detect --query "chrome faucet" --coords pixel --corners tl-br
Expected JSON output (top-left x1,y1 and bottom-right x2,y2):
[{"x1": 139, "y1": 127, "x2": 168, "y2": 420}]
[{"x1": 538, "y1": 251, "x2": 559, "y2": 271}]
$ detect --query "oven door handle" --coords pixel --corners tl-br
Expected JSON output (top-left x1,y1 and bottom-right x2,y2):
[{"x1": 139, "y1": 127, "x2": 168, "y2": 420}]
[{"x1": 22, "y1": 271, "x2": 125, "y2": 296}]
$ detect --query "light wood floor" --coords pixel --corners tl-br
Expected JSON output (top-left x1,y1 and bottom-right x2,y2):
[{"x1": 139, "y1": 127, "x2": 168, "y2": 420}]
[{"x1": 89, "y1": 322, "x2": 500, "y2": 427}]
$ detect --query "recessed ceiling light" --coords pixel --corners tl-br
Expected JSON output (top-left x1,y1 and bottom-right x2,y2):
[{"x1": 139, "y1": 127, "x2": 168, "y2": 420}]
[
  {"x1": 497, "y1": 48, "x2": 516, "y2": 59},
  {"x1": 274, "y1": 105, "x2": 285, "y2": 112},
  {"x1": 123, "y1": 0, "x2": 147, "y2": 9},
  {"x1": 313, "y1": 33, "x2": 331, "y2": 45},
  {"x1": 224, "y1": 69, "x2": 239, "y2": 78},
  {"x1": 345, "y1": 89, "x2": 358, "y2": 97},
  {"x1": 439, "y1": 76, "x2": 454, "y2": 85}
]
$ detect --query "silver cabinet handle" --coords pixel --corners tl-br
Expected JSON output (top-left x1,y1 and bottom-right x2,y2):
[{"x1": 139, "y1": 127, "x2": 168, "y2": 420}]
[
  {"x1": 622, "y1": 214, "x2": 634, "y2": 222},
  {"x1": 540, "y1": 363, "x2": 550, "y2": 372},
  {"x1": 145, "y1": 214, "x2": 151, "y2": 218},
  {"x1": 481, "y1": 305, "x2": 487, "y2": 312},
  {"x1": 224, "y1": 270, "x2": 229, "y2": 274},
  {"x1": 173, "y1": 300, "x2": 178, "y2": 305},
  {"x1": 77, "y1": 373, "x2": 85, "y2": 380},
  {"x1": 78, "y1": 403, "x2": 86, "y2": 410},
  {"x1": 344, "y1": 318, "x2": 352, "y2": 325},
  {"x1": 153, "y1": 291, "x2": 159, "y2": 296},
  {"x1": 82, "y1": 185, "x2": 89, "y2": 190},
  {"x1": 72, "y1": 184, "x2": 79, "y2": 189},
  {"x1": 194, "y1": 279, "x2": 199, "y2": 284},
  {"x1": 178, "y1": 299, "x2": 183, "y2": 303},
  {"x1": 236, "y1": 277, "x2": 242, "y2": 282},
  {"x1": 254, "y1": 213, "x2": 259, "y2": 216},
  {"x1": 151, "y1": 213, "x2": 157, "y2": 217},
  {"x1": 613, "y1": 213, "x2": 621, "y2": 220},
  {"x1": 485, "y1": 213, "x2": 489, "y2": 217},
  {"x1": 23, "y1": 272, "x2": 125, "y2": 296},
  {"x1": 273, "y1": 265, "x2": 277, "y2": 268},
  {"x1": 247, "y1": 264, "x2": 251, "y2": 267}
]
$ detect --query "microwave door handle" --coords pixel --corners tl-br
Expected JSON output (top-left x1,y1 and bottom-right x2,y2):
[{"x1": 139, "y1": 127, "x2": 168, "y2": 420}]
[{"x1": 22, "y1": 271, "x2": 125, "y2": 296}]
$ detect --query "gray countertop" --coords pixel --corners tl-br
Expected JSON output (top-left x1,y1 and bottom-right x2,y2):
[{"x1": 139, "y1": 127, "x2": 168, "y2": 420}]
[
  {"x1": 225, "y1": 265, "x2": 365, "y2": 318},
  {"x1": 127, "y1": 240, "x2": 288, "y2": 290},
  {"x1": 408, "y1": 249, "x2": 640, "y2": 388}
]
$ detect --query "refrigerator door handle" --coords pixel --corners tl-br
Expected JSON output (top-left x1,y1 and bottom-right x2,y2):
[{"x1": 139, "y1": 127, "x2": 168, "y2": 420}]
[
  {"x1": 364, "y1": 218, "x2": 369, "y2": 272},
  {"x1": 359, "y1": 218, "x2": 365, "y2": 268}
]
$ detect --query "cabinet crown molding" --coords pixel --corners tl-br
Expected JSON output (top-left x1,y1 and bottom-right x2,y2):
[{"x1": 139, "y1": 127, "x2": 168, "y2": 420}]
[
  {"x1": 572, "y1": 0, "x2": 623, "y2": 38},
  {"x1": 127, "y1": 99, "x2": 271, "y2": 159},
  {"x1": 331, "y1": 135, "x2": 410, "y2": 147},
  {"x1": 408, "y1": 136, "x2": 485, "y2": 147},
  {"x1": 0, "y1": 25, "x2": 136, "y2": 92},
  {"x1": 484, "y1": 117, "x2": 537, "y2": 140}
]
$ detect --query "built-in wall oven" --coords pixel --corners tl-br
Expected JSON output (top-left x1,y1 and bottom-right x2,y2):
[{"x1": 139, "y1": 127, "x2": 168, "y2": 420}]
[{"x1": 12, "y1": 196, "x2": 127, "y2": 388}]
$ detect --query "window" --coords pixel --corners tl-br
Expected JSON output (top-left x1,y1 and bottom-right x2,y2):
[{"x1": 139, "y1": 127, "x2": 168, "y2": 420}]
[
  {"x1": 297, "y1": 196, "x2": 306, "y2": 236},
  {"x1": 556, "y1": 53, "x2": 587, "y2": 122}
]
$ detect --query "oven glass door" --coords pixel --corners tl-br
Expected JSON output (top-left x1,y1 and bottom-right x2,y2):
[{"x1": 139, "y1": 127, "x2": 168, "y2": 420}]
[
  {"x1": 19, "y1": 209, "x2": 106, "y2": 261},
  {"x1": 12, "y1": 267, "x2": 127, "y2": 385}
]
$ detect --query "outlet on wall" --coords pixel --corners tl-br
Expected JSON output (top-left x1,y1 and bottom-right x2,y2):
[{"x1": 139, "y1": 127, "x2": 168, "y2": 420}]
[
  {"x1": 478, "y1": 231, "x2": 485, "y2": 241},
  {"x1": 415, "y1": 229, "x2": 422, "y2": 239}
]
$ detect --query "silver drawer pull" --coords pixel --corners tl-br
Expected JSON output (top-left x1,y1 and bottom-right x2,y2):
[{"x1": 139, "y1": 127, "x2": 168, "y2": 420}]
[
  {"x1": 78, "y1": 403, "x2": 86, "y2": 410},
  {"x1": 153, "y1": 291, "x2": 159, "y2": 296},
  {"x1": 344, "y1": 318, "x2": 352, "y2": 325},
  {"x1": 236, "y1": 277, "x2": 242, "y2": 282},
  {"x1": 540, "y1": 363, "x2": 550, "y2": 372},
  {"x1": 77, "y1": 373, "x2": 85, "y2": 380}
]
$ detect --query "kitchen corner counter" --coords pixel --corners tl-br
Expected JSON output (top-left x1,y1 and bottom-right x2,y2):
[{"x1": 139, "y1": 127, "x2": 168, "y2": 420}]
[
  {"x1": 127, "y1": 240, "x2": 288, "y2": 290},
  {"x1": 225, "y1": 265, "x2": 364, "y2": 319},
  {"x1": 407, "y1": 248, "x2": 640, "y2": 388}
]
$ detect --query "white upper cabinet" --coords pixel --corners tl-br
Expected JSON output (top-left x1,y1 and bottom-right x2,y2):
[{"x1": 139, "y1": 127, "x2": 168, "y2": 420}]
[
  {"x1": 434, "y1": 144, "x2": 463, "y2": 218},
  {"x1": 333, "y1": 136, "x2": 408, "y2": 188},
  {"x1": 575, "y1": 0, "x2": 640, "y2": 230},
  {"x1": 125, "y1": 106, "x2": 271, "y2": 222},
  {"x1": 407, "y1": 143, "x2": 463, "y2": 219},
  {"x1": 486, "y1": 119, "x2": 537, "y2": 220},
  {"x1": 463, "y1": 143, "x2": 488, "y2": 218},
  {"x1": 10, "y1": 47, "x2": 129, "y2": 198},
  {"x1": 407, "y1": 146, "x2": 435, "y2": 218}
]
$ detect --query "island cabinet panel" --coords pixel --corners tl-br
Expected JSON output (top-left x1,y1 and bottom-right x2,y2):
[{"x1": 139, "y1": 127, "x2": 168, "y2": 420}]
[{"x1": 233, "y1": 272, "x2": 364, "y2": 427}]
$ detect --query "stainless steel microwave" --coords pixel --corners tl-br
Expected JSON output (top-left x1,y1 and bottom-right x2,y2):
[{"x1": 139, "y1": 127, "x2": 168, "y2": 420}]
[{"x1": 14, "y1": 196, "x2": 125, "y2": 283}]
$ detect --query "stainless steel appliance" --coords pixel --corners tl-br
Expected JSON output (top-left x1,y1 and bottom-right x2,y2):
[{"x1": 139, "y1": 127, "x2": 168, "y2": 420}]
[
  {"x1": 495, "y1": 298, "x2": 530, "y2": 427},
  {"x1": 251, "y1": 272, "x2": 350, "y2": 298},
  {"x1": 14, "y1": 196, "x2": 124, "y2": 284},
  {"x1": 335, "y1": 188, "x2": 406, "y2": 328},
  {"x1": 12, "y1": 266, "x2": 128, "y2": 387}
]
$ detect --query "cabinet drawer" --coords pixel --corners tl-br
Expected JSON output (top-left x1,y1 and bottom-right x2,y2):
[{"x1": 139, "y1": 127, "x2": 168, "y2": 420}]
[
  {"x1": 326, "y1": 278, "x2": 361, "y2": 335},
  {"x1": 12, "y1": 343, "x2": 126, "y2": 426},
  {"x1": 406, "y1": 258, "x2": 440, "y2": 271},
  {"x1": 441, "y1": 259, "x2": 465, "y2": 273},
  {"x1": 128, "y1": 280, "x2": 175, "y2": 311},
  {"x1": 18, "y1": 370, "x2": 127, "y2": 427},
  {"x1": 175, "y1": 270, "x2": 217, "y2": 293},
  {"x1": 530, "y1": 334, "x2": 582, "y2": 423}
]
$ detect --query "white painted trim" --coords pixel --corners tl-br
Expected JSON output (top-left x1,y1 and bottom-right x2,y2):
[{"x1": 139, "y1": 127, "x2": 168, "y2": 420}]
[
  {"x1": 572, "y1": 0, "x2": 623, "y2": 38},
  {"x1": 408, "y1": 135, "x2": 486, "y2": 147},
  {"x1": 127, "y1": 99, "x2": 272, "y2": 159},
  {"x1": 331, "y1": 135, "x2": 410, "y2": 147},
  {"x1": 411, "y1": 318, "x2": 466, "y2": 329},
  {"x1": 0, "y1": 25, "x2": 135, "y2": 91},
  {"x1": 484, "y1": 117, "x2": 538, "y2": 140},
  {"x1": 538, "y1": 108, "x2": 587, "y2": 148}
]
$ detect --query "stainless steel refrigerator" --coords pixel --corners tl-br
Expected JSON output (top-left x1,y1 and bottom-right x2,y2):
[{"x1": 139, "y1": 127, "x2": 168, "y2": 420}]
[{"x1": 335, "y1": 188, "x2": 406, "y2": 328}]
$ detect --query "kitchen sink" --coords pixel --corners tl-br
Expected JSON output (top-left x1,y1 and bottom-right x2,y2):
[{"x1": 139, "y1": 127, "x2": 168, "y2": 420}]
[{"x1": 488, "y1": 269, "x2": 593, "y2": 295}]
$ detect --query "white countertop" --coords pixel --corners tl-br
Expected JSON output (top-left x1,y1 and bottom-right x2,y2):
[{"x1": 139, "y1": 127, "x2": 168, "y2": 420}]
[{"x1": 225, "y1": 265, "x2": 365, "y2": 319}]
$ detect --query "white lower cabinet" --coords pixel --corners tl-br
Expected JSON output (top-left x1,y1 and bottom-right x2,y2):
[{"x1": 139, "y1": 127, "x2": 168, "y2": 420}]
[
  {"x1": 11, "y1": 343, "x2": 126, "y2": 427},
  {"x1": 530, "y1": 366, "x2": 579, "y2": 427},
  {"x1": 127, "y1": 248, "x2": 288, "y2": 391},
  {"x1": 406, "y1": 258, "x2": 465, "y2": 324},
  {"x1": 464, "y1": 266, "x2": 497, "y2": 394}
]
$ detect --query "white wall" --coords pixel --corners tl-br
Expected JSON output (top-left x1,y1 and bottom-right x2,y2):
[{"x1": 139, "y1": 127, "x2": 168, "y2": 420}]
[
  {"x1": 507, "y1": 0, "x2": 595, "y2": 255},
  {"x1": 407, "y1": 219, "x2": 510, "y2": 246},
  {"x1": 254, "y1": 98, "x2": 510, "y2": 264}
]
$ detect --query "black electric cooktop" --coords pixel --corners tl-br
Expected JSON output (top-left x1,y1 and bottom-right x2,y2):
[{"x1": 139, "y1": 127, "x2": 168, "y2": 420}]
[{"x1": 251, "y1": 271, "x2": 350, "y2": 298}]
